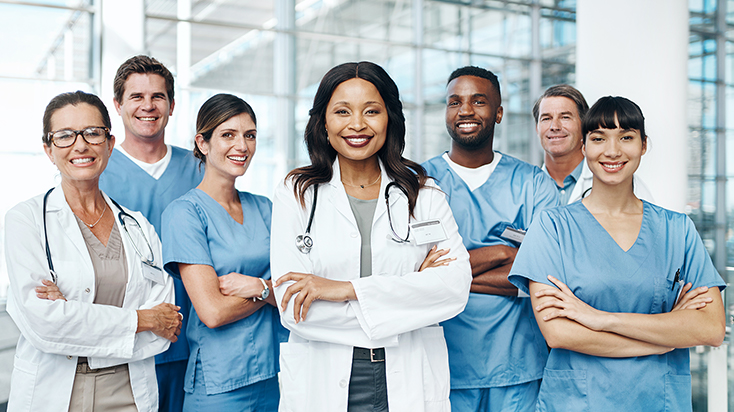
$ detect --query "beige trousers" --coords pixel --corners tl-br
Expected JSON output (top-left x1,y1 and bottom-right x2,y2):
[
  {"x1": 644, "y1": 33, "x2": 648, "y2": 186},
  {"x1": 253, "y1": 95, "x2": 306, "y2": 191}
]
[{"x1": 68, "y1": 362, "x2": 137, "y2": 412}]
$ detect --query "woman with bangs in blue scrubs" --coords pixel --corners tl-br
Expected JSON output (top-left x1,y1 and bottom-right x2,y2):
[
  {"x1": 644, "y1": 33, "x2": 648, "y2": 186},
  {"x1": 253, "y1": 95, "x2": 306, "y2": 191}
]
[
  {"x1": 162, "y1": 94, "x2": 284, "y2": 411},
  {"x1": 508, "y1": 96, "x2": 726, "y2": 412}
]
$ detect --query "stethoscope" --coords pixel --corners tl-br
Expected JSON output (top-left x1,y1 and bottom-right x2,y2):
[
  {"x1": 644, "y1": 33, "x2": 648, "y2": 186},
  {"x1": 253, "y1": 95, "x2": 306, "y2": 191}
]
[
  {"x1": 296, "y1": 181, "x2": 411, "y2": 254},
  {"x1": 42, "y1": 187, "x2": 161, "y2": 282}
]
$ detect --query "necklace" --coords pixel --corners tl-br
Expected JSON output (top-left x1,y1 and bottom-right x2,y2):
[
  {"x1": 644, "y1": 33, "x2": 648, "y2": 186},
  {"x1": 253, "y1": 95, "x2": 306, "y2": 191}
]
[
  {"x1": 342, "y1": 173, "x2": 381, "y2": 189},
  {"x1": 77, "y1": 201, "x2": 107, "y2": 228}
]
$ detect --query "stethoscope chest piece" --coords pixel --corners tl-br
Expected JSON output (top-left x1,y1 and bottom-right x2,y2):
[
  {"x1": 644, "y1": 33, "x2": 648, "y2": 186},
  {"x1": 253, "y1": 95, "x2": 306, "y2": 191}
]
[{"x1": 296, "y1": 234, "x2": 313, "y2": 254}]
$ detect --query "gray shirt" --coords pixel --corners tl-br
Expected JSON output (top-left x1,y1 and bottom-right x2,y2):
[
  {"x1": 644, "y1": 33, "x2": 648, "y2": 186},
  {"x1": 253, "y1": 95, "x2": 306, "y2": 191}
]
[{"x1": 347, "y1": 195, "x2": 378, "y2": 278}]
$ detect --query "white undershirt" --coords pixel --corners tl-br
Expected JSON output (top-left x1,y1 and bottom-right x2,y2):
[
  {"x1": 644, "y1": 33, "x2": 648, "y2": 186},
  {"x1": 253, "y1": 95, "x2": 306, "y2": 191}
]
[
  {"x1": 116, "y1": 144, "x2": 172, "y2": 180},
  {"x1": 442, "y1": 152, "x2": 502, "y2": 191}
]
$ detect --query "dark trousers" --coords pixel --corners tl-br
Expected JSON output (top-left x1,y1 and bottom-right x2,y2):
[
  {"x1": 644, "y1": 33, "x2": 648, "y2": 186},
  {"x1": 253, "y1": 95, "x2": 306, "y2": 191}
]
[{"x1": 347, "y1": 357, "x2": 389, "y2": 412}]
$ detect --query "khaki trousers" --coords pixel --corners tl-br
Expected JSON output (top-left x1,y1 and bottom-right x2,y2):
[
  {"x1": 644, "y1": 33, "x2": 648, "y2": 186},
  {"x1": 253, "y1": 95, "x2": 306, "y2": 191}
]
[{"x1": 68, "y1": 362, "x2": 137, "y2": 412}]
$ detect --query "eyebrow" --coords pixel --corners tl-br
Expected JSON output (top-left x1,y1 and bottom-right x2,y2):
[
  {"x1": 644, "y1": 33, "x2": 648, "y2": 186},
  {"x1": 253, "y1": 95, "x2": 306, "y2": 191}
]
[
  {"x1": 541, "y1": 110, "x2": 574, "y2": 117},
  {"x1": 448, "y1": 93, "x2": 489, "y2": 100}
]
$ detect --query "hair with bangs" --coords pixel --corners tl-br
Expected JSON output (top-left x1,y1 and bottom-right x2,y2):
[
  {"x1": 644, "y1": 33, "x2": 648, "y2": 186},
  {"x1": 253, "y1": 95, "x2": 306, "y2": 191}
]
[
  {"x1": 582, "y1": 96, "x2": 647, "y2": 144},
  {"x1": 287, "y1": 61, "x2": 428, "y2": 216}
]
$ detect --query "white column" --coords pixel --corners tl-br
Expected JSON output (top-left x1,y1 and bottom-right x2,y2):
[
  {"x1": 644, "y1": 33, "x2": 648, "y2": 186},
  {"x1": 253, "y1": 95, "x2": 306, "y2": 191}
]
[
  {"x1": 576, "y1": 0, "x2": 688, "y2": 212},
  {"x1": 176, "y1": 0, "x2": 192, "y2": 149},
  {"x1": 99, "y1": 0, "x2": 145, "y2": 139},
  {"x1": 274, "y1": 0, "x2": 296, "y2": 180}
]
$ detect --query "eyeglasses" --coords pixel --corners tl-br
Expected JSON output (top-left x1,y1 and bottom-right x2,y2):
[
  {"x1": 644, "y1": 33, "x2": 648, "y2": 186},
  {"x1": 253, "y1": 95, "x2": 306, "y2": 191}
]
[{"x1": 47, "y1": 127, "x2": 110, "y2": 148}]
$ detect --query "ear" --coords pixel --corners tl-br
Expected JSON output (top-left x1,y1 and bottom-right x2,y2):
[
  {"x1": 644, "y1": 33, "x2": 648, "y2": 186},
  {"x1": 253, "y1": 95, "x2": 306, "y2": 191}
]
[
  {"x1": 195, "y1": 134, "x2": 207, "y2": 156},
  {"x1": 641, "y1": 136, "x2": 648, "y2": 156},
  {"x1": 581, "y1": 143, "x2": 586, "y2": 157},
  {"x1": 495, "y1": 106, "x2": 504, "y2": 124},
  {"x1": 43, "y1": 144, "x2": 54, "y2": 165},
  {"x1": 108, "y1": 134, "x2": 116, "y2": 155},
  {"x1": 113, "y1": 98, "x2": 123, "y2": 115},
  {"x1": 169, "y1": 98, "x2": 175, "y2": 116}
]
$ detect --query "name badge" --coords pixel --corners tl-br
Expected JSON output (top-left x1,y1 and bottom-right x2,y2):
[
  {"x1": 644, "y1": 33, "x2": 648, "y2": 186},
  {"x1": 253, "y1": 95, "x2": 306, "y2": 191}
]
[
  {"x1": 501, "y1": 227, "x2": 526, "y2": 243},
  {"x1": 410, "y1": 219, "x2": 448, "y2": 245},
  {"x1": 142, "y1": 262, "x2": 165, "y2": 284}
]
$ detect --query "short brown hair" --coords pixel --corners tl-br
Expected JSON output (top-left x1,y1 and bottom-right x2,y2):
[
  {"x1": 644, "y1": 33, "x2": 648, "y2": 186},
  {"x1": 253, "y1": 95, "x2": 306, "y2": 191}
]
[
  {"x1": 532, "y1": 84, "x2": 588, "y2": 124},
  {"x1": 113, "y1": 55, "x2": 175, "y2": 103}
]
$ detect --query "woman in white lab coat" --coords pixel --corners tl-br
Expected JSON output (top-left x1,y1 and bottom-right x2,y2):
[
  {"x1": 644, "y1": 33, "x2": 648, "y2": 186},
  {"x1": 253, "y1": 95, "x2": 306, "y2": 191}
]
[
  {"x1": 271, "y1": 61, "x2": 472, "y2": 412},
  {"x1": 5, "y1": 91, "x2": 180, "y2": 412}
]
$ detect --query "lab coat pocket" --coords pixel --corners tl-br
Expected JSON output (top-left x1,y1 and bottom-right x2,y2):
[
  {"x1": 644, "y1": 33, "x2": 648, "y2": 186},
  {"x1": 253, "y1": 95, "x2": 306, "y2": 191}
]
[
  {"x1": 9, "y1": 355, "x2": 39, "y2": 410},
  {"x1": 279, "y1": 342, "x2": 310, "y2": 410},
  {"x1": 537, "y1": 369, "x2": 588, "y2": 412},
  {"x1": 420, "y1": 326, "x2": 450, "y2": 402},
  {"x1": 664, "y1": 373, "x2": 691, "y2": 412}
]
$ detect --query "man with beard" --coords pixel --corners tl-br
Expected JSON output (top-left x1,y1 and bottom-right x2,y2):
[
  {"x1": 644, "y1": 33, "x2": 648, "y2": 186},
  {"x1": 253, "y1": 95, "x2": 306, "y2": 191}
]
[{"x1": 423, "y1": 66, "x2": 558, "y2": 412}]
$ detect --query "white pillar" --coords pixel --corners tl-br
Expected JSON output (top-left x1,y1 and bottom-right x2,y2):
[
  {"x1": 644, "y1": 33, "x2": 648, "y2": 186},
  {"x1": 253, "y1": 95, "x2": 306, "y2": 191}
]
[
  {"x1": 176, "y1": 0, "x2": 192, "y2": 149},
  {"x1": 576, "y1": 0, "x2": 688, "y2": 212},
  {"x1": 100, "y1": 0, "x2": 145, "y2": 139}
]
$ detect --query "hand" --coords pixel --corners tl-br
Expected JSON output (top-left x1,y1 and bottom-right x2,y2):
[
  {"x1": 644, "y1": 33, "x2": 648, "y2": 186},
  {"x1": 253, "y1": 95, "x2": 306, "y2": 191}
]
[
  {"x1": 534, "y1": 275, "x2": 610, "y2": 331},
  {"x1": 137, "y1": 303, "x2": 182, "y2": 342},
  {"x1": 672, "y1": 283, "x2": 712, "y2": 311},
  {"x1": 274, "y1": 272, "x2": 356, "y2": 323},
  {"x1": 219, "y1": 272, "x2": 264, "y2": 299},
  {"x1": 420, "y1": 246, "x2": 455, "y2": 271},
  {"x1": 35, "y1": 279, "x2": 66, "y2": 301}
]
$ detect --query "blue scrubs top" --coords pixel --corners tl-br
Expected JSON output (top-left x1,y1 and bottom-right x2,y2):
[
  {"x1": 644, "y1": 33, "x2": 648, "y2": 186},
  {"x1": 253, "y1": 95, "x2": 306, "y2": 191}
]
[
  {"x1": 162, "y1": 189, "x2": 285, "y2": 395},
  {"x1": 422, "y1": 153, "x2": 559, "y2": 389},
  {"x1": 508, "y1": 200, "x2": 726, "y2": 411},
  {"x1": 100, "y1": 145, "x2": 203, "y2": 364}
]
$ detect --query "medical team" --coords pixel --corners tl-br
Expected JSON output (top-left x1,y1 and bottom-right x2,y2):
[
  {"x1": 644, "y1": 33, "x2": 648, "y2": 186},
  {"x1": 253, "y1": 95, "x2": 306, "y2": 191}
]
[{"x1": 4, "y1": 55, "x2": 725, "y2": 412}]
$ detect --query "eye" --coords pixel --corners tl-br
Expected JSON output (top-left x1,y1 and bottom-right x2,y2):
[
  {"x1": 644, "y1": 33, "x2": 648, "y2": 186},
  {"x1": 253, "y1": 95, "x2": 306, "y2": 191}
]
[
  {"x1": 221, "y1": 132, "x2": 234, "y2": 139},
  {"x1": 562, "y1": 115, "x2": 571, "y2": 120},
  {"x1": 366, "y1": 109, "x2": 380, "y2": 115},
  {"x1": 621, "y1": 135, "x2": 635, "y2": 141},
  {"x1": 245, "y1": 133, "x2": 256, "y2": 139},
  {"x1": 473, "y1": 100, "x2": 486, "y2": 105},
  {"x1": 335, "y1": 109, "x2": 349, "y2": 115},
  {"x1": 448, "y1": 101, "x2": 459, "y2": 107}
]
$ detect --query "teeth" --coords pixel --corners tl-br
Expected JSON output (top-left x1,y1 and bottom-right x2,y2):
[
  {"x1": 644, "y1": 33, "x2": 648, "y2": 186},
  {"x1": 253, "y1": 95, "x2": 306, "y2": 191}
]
[
  {"x1": 71, "y1": 158, "x2": 93, "y2": 164},
  {"x1": 458, "y1": 123, "x2": 478, "y2": 129},
  {"x1": 602, "y1": 163, "x2": 623, "y2": 169},
  {"x1": 228, "y1": 156, "x2": 247, "y2": 162},
  {"x1": 138, "y1": 117, "x2": 157, "y2": 121},
  {"x1": 346, "y1": 137, "x2": 368, "y2": 144}
]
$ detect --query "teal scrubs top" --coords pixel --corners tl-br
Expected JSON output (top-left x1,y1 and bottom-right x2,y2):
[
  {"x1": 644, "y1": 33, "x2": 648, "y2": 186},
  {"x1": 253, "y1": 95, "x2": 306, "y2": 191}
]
[
  {"x1": 100, "y1": 145, "x2": 204, "y2": 364},
  {"x1": 162, "y1": 189, "x2": 286, "y2": 395},
  {"x1": 422, "y1": 152, "x2": 559, "y2": 389},
  {"x1": 509, "y1": 200, "x2": 726, "y2": 411}
]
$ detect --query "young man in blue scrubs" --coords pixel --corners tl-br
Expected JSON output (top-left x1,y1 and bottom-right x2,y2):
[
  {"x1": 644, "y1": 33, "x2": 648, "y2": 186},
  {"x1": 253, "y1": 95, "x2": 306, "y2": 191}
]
[
  {"x1": 422, "y1": 66, "x2": 559, "y2": 412},
  {"x1": 533, "y1": 84, "x2": 653, "y2": 203},
  {"x1": 99, "y1": 55, "x2": 203, "y2": 412}
]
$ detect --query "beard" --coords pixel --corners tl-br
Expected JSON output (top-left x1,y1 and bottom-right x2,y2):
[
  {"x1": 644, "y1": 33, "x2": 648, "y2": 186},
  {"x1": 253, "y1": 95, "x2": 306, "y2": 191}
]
[{"x1": 446, "y1": 122, "x2": 495, "y2": 150}]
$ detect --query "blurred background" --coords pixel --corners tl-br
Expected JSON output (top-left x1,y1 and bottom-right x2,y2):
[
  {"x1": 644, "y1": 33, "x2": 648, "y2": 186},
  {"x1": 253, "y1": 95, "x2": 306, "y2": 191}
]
[{"x1": 0, "y1": 0, "x2": 731, "y2": 410}]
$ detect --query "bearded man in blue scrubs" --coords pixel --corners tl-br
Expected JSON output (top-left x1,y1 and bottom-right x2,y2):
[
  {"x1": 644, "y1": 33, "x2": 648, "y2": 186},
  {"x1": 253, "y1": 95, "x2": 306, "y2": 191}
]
[
  {"x1": 422, "y1": 66, "x2": 559, "y2": 412},
  {"x1": 99, "y1": 55, "x2": 203, "y2": 412}
]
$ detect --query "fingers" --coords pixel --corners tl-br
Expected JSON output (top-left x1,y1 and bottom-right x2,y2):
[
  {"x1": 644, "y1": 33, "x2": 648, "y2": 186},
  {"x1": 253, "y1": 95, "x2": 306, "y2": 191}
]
[
  {"x1": 547, "y1": 275, "x2": 574, "y2": 295},
  {"x1": 274, "y1": 272, "x2": 308, "y2": 288}
]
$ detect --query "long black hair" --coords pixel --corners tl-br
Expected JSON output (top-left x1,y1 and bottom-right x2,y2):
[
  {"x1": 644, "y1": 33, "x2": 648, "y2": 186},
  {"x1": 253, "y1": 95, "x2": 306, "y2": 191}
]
[{"x1": 287, "y1": 61, "x2": 428, "y2": 215}]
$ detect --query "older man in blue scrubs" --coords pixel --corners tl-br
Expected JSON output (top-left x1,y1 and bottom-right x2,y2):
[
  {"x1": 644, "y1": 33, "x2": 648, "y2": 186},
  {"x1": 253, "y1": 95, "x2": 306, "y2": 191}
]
[
  {"x1": 423, "y1": 66, "x2": 559, "y2": 412},
  {"x1": 99, "y1": 55, "x2": 203, "y2": 412}
]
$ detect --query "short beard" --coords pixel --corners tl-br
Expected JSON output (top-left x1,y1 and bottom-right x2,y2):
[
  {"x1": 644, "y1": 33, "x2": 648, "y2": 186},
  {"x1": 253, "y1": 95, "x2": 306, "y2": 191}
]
[{"x1": 447, "y1": 123, "x2": 495, "y2": 150}]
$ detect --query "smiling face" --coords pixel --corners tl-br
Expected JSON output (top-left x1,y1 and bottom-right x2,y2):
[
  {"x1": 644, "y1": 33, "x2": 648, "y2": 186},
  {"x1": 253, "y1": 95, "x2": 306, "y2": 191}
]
[
  {"x1": 325, "y1": 78, "x2": 388, "y2": 164},
  {"x1": 196, "y1": 113, "x2": 256, "y2": 182},
  {"x1": 44, "y1": 103, "x2": 115, "y2": 185},
  {"x1": 537, "y1": 96, "x2": 583, "y2": 160},
  {"x1": 445, "y1": 75, "x2": 503, "y2": 150},
  {"x1": 583, "y1": 118, "x2": 647, "y2": 187},
  {"x1": 113, "y1": 73, "x2": 174, "y2": 143}
]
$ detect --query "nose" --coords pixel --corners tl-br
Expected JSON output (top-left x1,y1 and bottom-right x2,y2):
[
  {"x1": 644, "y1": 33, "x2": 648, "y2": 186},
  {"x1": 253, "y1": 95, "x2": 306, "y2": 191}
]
[
  {"x1": 603, "y1": 138, "x2": 621, "y2": 158},
  {"x1": 458, "y1": 101, "x2": 474, "y2": 116},
  {"x1": 70, "y1": 132, "x2": 89, "y2": 151},
  {"x1": 550, "y1": 117, "x2": 561, "y2": 131},
  {"x1": 348, "y1": 113, "x2": 366, "y2": 131},
  {"x1": 141, "y1": 97, "x2": 155, "y2": 111}
]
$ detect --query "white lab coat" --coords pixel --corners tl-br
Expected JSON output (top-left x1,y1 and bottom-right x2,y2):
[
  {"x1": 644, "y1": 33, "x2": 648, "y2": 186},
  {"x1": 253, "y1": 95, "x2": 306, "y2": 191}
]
[
  {"x1": 555, "y1": 159, "x2": 655, "y2": 204},
  {"x1": 271, "y1": 159, "x2": 472, "y2": 412},
  {"x1": 5, "y1": 186, "x2": 174, "y2": 412}
]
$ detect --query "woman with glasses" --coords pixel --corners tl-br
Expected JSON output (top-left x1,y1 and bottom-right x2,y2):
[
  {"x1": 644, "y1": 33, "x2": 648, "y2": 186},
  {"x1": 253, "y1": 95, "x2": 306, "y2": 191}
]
[
  {"x1": 5, "y1": 91, "x2": 181, "y2": 412},
  {"x1": 270, "y1": 62, "x2": 472, "y2": 411},
  {"x1": 161, "y1": 94, "x2": 285, "y2": 411},
  {"x1": 508, "y1": 96, "x2": 726, "y2": 411}
]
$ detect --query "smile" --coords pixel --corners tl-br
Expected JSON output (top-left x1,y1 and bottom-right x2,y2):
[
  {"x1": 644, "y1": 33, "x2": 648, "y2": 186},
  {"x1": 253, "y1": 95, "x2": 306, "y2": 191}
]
[
  {"x1": 457, "y1": 122, "x2": 479, "y2": 130},
  {"x1": 343, "y1": 136, "x2": 372, "y2": 147},
  {"x1": 227, "y1": 155, "x2": 248, "y2": 162},
  {"x1": 136, "y1": 117, "x2": 158, "y2": 121},
  {"x1": 70, "y1": 157, "x2": 94, "y2": 165},
  {"x1": 600, "y1": 162, "x2": 626, "y2": 171}
]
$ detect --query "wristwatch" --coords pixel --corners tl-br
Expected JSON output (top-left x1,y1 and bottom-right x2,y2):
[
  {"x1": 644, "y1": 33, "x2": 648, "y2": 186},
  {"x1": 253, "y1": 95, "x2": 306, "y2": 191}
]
[{"x1": 254, "y1": 278, "x2": 270, "y2": 302}]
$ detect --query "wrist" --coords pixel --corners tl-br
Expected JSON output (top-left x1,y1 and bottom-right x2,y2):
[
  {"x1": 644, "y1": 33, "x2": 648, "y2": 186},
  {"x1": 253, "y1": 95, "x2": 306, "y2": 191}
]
[{"x1": 253, "y1": 278, "x2": 270, "y2": 302}]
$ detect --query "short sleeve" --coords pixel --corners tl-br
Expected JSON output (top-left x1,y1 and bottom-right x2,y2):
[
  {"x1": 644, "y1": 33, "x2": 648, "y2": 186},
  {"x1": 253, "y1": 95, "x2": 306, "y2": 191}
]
[
  {"x1": 508, "y1": 210, "x2": 563, "y2": 295},
  {"x1": 531, "y1": 170, "x2": 561, "y2": 221},
  {"x1": 162, "y1": 199, "x2": 213, "y2": 278},
  {"x1": 682, "y1": 216, "x2": 726, "y2": 291}
]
